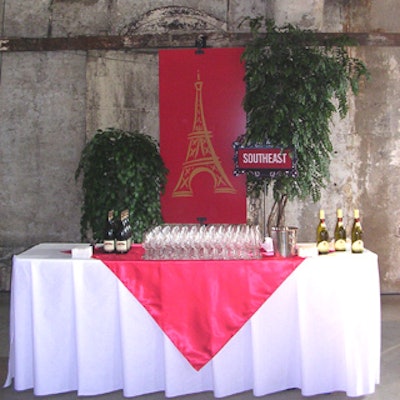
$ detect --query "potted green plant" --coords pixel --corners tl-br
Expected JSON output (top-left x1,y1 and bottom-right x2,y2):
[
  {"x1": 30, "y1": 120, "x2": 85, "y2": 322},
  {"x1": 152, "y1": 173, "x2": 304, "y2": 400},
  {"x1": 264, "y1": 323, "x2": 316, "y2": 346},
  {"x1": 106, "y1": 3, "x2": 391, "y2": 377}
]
[
  {"x1": 239, "y1": 17, "x2": 369, "y2": 234},
  {"x1": 75, "y1": 127, "x2": 168, "y2": 243}
]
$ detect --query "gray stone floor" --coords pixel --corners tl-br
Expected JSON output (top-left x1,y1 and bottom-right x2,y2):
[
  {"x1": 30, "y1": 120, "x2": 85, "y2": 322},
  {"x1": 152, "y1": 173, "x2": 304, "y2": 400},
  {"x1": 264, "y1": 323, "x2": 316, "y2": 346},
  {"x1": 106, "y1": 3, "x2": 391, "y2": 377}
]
[{"x1": 0, "y1": 292, "x2": 399, "y2": 399}]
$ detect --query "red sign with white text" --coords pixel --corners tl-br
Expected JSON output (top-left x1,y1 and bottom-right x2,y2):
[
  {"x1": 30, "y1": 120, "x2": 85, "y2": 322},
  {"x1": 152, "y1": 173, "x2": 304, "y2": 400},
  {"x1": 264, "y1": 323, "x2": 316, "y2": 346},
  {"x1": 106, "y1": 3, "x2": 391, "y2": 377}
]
[
  {"x1": 159, "y1": 48, "x2": 247, "y2": 224},
  {"x1": 237, "y1": 148, "x2": 293, "y2": 170}
]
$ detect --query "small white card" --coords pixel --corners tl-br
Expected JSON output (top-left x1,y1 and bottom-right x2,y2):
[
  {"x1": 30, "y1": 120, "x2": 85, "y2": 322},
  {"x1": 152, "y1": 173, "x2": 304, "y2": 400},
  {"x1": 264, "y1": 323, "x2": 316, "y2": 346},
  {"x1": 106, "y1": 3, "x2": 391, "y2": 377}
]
[
  {"x1": 71, "y1": 246, "x2": 93, "y2": 259},
  {"x1": 296, "y1": 243, "x2": 318, "y2": 258}
]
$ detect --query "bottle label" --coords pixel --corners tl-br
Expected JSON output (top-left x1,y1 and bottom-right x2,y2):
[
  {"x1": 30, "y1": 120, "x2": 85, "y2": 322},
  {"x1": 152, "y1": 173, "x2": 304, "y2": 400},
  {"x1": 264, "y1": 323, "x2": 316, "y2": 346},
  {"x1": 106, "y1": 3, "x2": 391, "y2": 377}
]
[
  {"x1": 116, "y1": 240, "x2": 129, "y2": 253},
  {"x1": 317, "y1": 241, "x2": 330, "y2": 254},
  {"x1": 103, "y1": 240, "x2": 115, "y2": 253},
  {"x1": 334, "y1": 239, "x2": 346, "y2": 251},
  {"x1": 352, "y1": 240, "x2": 364, "y2": 253}
]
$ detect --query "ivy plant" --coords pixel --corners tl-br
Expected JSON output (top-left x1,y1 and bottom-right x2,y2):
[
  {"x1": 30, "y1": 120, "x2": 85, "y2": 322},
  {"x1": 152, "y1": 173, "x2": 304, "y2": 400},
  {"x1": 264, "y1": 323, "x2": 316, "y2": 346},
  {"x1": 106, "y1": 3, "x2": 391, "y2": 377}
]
[
  {"x1": 75, "y1": 127, "x2": 168, "y2": 243},
  {"x1": 240, "y1": 17, "x2": 369, "y2": 231}
]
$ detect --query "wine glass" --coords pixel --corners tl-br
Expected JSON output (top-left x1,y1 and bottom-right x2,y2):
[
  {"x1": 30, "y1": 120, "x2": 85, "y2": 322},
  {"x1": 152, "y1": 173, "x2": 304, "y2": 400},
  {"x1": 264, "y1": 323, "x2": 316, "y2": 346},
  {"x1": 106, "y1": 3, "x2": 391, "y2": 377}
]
[{"x1": 204, "y1": 225, "x2": 215, "y2": 259}]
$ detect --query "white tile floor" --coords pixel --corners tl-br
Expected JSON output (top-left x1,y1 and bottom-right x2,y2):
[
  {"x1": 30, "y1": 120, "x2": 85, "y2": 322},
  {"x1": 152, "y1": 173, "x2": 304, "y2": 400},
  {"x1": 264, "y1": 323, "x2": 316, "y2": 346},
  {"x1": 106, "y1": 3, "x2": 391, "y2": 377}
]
[{"x1": 1, "y1": 293, "x2": 399, "y2": 400}]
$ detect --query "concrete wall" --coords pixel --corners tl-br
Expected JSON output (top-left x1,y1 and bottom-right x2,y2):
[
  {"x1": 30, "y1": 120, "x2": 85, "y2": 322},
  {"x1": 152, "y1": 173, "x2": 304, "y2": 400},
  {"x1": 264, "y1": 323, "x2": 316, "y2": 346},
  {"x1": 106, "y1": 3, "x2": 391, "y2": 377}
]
[{"x1": 1, "y1": 0, "x2": 400, "y2": 293}]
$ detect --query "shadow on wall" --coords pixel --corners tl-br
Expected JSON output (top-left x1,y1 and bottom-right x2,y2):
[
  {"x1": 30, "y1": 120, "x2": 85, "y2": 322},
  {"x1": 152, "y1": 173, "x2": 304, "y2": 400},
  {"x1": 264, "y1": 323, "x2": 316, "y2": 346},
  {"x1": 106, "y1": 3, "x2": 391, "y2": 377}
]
[{"x1": 0, "y1": 266, "x2": 11, "y2": 291}]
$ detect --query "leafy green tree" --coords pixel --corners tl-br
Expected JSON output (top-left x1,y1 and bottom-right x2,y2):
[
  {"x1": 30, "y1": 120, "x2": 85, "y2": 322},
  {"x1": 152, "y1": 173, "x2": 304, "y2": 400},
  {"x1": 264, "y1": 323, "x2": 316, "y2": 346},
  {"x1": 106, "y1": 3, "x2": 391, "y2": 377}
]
[
  {"x1": 75, "y1": 128, "x2": 168, "y2": 243},
  {"x1": 240, "y1": 17, "x2": 369, "y2": 232}
]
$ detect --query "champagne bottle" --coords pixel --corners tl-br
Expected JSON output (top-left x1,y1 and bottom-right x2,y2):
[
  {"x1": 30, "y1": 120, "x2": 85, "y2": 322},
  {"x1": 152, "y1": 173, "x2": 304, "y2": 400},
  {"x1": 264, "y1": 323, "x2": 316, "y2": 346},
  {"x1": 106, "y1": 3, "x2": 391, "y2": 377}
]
[
  {"x1": 103, "y1": 210, "x2": 116, "y2": 253},
  {"x1": 123, "y1": 209, "x2": 133, "y2": 249},
  {"x1": 334, "y1": 208, "x2": 346, "y2": 251},
  {"x1": 351, "y1": 209, "x2": 364, "y2": 253},
  {"x1": 115, "y1": 211, "x2": 130, "y2": 254},
  {"x1": 316, "y1": 209, "x2": 330, "y2": 255}
]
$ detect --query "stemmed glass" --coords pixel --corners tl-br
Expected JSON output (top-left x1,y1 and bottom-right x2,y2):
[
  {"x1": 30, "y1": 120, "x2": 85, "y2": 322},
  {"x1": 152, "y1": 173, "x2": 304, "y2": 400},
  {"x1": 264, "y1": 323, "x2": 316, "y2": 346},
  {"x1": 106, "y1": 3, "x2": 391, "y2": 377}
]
[
  {"x1": 212, "y1": 225, "x2": 221, "y2": 259},
  {"x1": 203, "y1": 225, "x2": 215, "y2": 259},
  {"x1": 143, "y1": 223, "x2": 262, "y2": 260},
  {"x1": 178, "y1": 225, "x2": 189, "y2": 259},
  {"x1": 228, "y1": 225, "x2": 241, "y2": 259},
  {"x1": 249, "y1": 225, "x2": 262, "y2": 259},
  {"x1": 143, "y1": 225, "x2": 162, "y2": 259},
  {"x1": 187, "y1": 225, "x2": 199, "y2": 259}
]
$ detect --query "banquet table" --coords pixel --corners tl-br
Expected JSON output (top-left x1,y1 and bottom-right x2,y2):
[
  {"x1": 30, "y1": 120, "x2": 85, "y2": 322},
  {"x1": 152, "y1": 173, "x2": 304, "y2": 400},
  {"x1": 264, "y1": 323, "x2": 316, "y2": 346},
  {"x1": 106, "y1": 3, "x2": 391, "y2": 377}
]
[{"x1": 4, "y1": 243, "x2": 381, "y2": 398}]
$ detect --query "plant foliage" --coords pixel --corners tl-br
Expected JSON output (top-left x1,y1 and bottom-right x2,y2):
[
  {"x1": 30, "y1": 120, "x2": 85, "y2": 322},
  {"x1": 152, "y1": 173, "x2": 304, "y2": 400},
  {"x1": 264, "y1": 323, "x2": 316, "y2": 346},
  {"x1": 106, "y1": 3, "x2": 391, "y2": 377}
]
[
  {"x1": 75, "y1": 127, "x2": 168, "y2": 243},
  {"x1": 240, "y1": 17, "x2": 369, "y2": 226}
]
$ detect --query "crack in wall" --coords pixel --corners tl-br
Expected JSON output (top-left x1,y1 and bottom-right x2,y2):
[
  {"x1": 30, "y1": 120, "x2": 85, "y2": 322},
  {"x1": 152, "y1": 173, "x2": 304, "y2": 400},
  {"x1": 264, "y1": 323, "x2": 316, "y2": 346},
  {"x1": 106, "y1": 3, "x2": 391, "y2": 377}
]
[{"x1": 48, "y1": 0, "x2": 54, "y2": 37}]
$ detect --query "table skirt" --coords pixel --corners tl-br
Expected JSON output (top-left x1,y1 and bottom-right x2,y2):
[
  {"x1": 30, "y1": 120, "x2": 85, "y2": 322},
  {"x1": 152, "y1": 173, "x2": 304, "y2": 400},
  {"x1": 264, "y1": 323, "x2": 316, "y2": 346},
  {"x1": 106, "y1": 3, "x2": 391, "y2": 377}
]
[{"x1": 5, "y1": 244, "x2": 381, "y2": 398}]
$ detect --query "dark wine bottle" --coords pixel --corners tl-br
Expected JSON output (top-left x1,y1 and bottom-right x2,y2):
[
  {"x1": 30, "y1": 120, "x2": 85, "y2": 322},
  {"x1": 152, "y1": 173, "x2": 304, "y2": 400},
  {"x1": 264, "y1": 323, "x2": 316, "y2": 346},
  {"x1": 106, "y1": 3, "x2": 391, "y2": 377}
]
[
  {"x1": 316, "y1": 209, "x2": 330, "y2": 255},
  {"x1": 123, "y1": 209, "x2": 133, "y2": 250},
  {"x1": 115, "y1": 211, "x2": 130, "y2": 254},
  {"x1": 103, "y1": 210, "x2": 116, "y2": 253},
  {"x1": 351, "y1": 209, "x2": 364, "y2": 253},
  {"x1": 334, "y1": 208, "x2": 346, "y2": 252}
]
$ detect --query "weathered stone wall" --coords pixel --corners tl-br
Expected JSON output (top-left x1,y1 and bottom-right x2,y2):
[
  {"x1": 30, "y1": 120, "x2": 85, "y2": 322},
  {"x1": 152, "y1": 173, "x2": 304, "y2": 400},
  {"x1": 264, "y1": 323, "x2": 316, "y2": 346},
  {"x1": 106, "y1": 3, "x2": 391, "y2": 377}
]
[
  {"x1": 1, "y1": 0, "x2": 400, "y2": 292},
  {"x1": 0, "y1": 50, "x2": 87, "y2": 290},
  {"x1": 285, "y1": 1, "x2": 400, "y2": 294}
]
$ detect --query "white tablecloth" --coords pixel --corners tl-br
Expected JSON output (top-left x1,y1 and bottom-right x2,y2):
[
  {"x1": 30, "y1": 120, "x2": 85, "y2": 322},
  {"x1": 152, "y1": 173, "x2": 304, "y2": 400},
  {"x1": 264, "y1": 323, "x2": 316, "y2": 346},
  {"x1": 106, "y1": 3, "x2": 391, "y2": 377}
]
[{"x1": 5, "y1": 243, "x2": 381, "y2": 397}]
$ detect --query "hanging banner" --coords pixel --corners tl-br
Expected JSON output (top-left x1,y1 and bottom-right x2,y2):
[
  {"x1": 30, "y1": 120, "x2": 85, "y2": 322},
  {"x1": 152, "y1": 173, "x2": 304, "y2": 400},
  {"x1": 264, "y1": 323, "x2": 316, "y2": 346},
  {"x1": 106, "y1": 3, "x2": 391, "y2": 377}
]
[{"x1": 159, "y1": 48, "x2": 247, "y2": 224}]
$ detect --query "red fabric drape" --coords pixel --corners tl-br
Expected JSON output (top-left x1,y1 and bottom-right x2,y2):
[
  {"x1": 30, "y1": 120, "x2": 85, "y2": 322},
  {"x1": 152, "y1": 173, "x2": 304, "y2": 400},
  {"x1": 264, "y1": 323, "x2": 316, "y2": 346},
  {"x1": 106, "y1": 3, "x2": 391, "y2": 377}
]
[{"x1": 94, "y1": 246, "x2": 303, "y2": 370}]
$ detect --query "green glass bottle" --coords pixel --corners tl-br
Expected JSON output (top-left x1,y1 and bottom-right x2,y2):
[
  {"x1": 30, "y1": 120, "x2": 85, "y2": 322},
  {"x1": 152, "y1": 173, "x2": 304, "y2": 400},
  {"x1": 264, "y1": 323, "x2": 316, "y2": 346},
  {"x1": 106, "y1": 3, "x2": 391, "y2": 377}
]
[
  {"x1": 351, "y1": 209, "x2": 364, "y2": 253},
  {"x1": 334, "y1": 208, "x2": 346, "y2": 252},
  {"x1": 316, "y1": 209, "x2": 330, "y2": 255}
]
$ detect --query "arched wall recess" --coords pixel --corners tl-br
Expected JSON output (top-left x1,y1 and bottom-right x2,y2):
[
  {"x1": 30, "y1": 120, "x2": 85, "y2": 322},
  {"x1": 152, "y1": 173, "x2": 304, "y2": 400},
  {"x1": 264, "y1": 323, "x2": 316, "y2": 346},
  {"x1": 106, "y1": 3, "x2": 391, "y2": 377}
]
[{"x1": 120, "y1": 6, "x2": 227, "y2": 35}]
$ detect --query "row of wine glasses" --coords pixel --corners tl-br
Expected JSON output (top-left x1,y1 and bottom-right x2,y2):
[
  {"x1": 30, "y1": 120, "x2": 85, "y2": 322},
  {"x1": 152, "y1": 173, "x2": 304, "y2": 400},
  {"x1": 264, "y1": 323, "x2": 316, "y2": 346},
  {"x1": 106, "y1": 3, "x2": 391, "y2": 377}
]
[{"x1": 142, "y1": 224, "x2": 262, "y2": 260}]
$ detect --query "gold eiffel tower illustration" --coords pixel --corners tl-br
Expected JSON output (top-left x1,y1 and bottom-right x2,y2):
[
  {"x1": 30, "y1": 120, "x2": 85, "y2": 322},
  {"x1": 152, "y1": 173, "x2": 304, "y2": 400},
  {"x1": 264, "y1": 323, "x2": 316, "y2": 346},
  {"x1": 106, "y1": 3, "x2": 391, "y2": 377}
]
[{"x1": 172, "y1": 71, "x2": 236, "y2": 197}]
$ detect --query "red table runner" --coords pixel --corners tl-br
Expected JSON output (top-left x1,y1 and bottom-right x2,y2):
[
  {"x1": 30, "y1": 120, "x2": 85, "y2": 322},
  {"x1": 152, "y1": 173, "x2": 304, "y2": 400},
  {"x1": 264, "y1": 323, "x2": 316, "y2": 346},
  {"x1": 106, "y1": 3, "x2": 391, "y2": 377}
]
[{"x1": 94, "y1": 245, "x2": 303, "y2": 370}]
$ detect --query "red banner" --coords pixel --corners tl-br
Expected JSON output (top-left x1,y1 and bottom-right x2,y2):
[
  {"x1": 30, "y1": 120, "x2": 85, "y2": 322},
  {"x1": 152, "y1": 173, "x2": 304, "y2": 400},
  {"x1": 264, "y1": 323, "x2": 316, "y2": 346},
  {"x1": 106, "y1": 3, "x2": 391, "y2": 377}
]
[{"x1": 159, "y1": 48, "x2": 247, "y2": 224}]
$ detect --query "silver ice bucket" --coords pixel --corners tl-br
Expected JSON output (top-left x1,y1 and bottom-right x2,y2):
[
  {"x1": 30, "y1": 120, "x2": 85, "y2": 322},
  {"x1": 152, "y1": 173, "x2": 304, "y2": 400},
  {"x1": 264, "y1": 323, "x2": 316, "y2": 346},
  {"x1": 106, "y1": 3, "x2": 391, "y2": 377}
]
[{"x1": 271, "y1": 226, "x2": 298, "y2": 257}]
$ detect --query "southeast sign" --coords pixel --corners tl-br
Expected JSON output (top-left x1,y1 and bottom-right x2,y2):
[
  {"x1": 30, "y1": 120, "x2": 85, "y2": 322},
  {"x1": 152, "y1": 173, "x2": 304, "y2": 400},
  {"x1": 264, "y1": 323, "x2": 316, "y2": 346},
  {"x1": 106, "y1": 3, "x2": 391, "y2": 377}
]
[
  {"x1": 237, "y1": 148, "x2": 293, "y2": 170},
  {"x1": 233, "y1": 140, "x2": 297, "y2": 179}
]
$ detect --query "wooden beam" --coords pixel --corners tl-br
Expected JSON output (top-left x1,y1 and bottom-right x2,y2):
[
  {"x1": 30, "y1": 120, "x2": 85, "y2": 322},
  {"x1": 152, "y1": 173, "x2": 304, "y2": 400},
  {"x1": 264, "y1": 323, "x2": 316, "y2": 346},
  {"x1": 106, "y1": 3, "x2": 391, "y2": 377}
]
[{"x1": 1, "y1": 32, "x2": 400, "y2": 53}]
